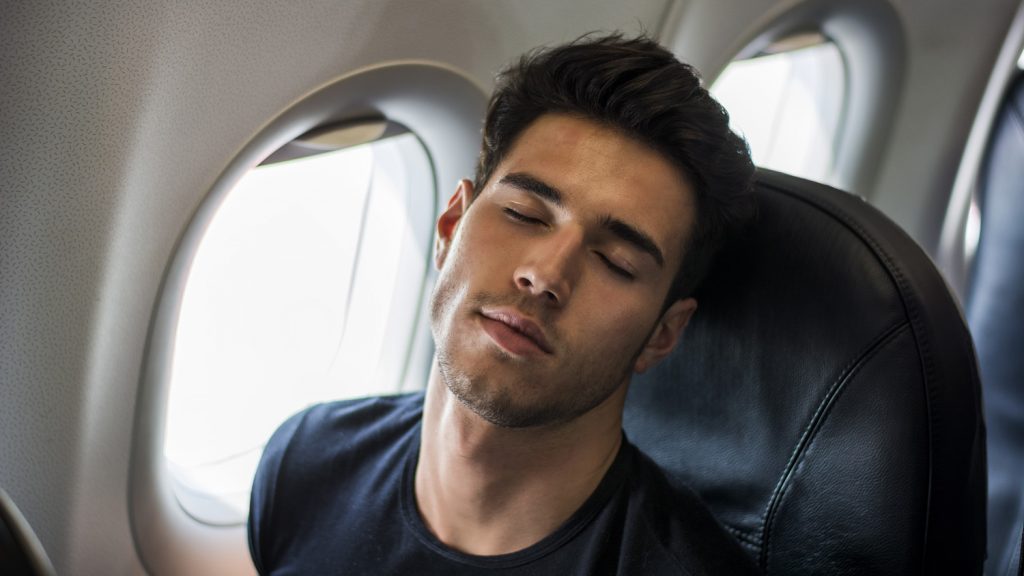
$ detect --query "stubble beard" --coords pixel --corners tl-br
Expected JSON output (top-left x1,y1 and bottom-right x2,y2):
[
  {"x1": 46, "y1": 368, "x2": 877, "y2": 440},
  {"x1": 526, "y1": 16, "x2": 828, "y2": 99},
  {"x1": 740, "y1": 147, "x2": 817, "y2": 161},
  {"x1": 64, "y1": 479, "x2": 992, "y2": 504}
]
[{"x1": 430, "y1": 278, "x2": 640, "y2": 429}]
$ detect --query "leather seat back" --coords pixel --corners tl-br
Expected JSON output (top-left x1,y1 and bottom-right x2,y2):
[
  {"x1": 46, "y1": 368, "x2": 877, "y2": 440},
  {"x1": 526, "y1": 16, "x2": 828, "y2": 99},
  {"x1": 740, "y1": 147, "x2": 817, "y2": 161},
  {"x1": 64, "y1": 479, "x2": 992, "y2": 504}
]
[{"x1": 624, "y1": 169, "x2": 986, "y2": 575}]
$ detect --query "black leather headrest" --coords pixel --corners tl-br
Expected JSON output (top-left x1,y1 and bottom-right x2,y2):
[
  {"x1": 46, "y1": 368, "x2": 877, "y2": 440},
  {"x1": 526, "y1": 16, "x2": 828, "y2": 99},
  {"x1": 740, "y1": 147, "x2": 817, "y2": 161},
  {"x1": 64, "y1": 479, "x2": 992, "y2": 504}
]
[{"x1": 624, "y1": 169, "x2": 986, "y2": 575}]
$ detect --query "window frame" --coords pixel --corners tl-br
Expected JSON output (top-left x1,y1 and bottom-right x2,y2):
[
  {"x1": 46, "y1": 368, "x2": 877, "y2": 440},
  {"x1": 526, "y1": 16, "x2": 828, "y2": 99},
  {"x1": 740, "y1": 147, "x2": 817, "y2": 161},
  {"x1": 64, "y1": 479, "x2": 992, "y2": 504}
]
[
  {"x1": 711, "y1": 33, "x2": 848, "y2": 186},
  {"x1": 666, "y1": 0, "x2": 905, "y2": 197},
  {"x1": 937, "y1": 2, "x2": 1024, "y2": 301},
  {"x1": 129, "y1": 62, "x2": 486, "y2": 575},
  {"x1": 165, "y1": 127, "x2": 435, "y2": 526}
]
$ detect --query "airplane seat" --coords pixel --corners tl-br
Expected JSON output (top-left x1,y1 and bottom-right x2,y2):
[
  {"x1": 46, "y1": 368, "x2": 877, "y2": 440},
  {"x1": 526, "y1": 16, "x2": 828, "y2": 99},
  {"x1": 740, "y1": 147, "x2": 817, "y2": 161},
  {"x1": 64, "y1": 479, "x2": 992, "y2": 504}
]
[
  {"x1": 969, "y1": 71, "x2": 1024, "y2": 576},
  {"x1": 0, "y1": 488, "x2": 55, "y2": 576},
  {"x1": 623, "y1": 169, "x2": 986, "y2": 574}
]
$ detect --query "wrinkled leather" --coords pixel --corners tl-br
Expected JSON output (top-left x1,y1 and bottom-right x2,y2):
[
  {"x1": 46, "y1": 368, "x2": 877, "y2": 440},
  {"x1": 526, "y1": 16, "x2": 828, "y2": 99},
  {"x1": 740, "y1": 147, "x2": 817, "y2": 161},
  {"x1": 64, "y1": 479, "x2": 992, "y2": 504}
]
[
  {"x1": 970, "y1": 72, "x2": 1024, "y2": 576},
  {"x1": 624, "y1": 169, "x2": 986, "y2": 575}
]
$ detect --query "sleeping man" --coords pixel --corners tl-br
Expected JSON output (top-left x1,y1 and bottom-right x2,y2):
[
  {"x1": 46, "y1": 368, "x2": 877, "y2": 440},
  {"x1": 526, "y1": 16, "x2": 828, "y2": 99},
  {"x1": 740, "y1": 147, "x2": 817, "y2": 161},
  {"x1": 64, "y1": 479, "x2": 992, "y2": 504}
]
[{"x1": 249, "y1": 33, "x2": 759, "y2": 575}]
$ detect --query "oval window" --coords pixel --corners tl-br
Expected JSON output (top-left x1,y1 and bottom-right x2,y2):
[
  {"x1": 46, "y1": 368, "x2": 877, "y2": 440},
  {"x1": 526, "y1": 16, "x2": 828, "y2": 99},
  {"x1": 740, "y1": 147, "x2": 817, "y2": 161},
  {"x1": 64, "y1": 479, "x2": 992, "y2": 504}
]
[
  {"x1": 164, "y1": 125, "x2": 435, "y2": 524},
  {"x1": 711, "y1": 33, "x2": 847, "y2": 185}
]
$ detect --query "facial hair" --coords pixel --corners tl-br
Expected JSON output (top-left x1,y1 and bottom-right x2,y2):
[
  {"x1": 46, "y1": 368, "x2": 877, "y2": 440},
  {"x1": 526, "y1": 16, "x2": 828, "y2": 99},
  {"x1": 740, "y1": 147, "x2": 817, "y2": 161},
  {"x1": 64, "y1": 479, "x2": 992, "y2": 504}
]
[{"x1": 430, "y1": 278, "x2": 643, "y2": 429}]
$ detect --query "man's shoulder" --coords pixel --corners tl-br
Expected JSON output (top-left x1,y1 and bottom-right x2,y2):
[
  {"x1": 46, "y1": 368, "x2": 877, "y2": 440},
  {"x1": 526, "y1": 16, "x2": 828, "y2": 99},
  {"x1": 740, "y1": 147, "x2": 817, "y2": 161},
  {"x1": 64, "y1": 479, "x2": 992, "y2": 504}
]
[
  {"x1": 299, "y1": 391, "x2": 425, "y2": 430},
  {"x1": 623, "y1": 443, "x2": 761, "y2": 575},
  {"x1": 254, "y1": 391, "x2": 424, "y2": 495},
  {"x1": 249, "y1": 393, "x2": 424, "y2": 574},
  {"x1": 267, "y1": 392, "x2": 424, "y2": 455}
]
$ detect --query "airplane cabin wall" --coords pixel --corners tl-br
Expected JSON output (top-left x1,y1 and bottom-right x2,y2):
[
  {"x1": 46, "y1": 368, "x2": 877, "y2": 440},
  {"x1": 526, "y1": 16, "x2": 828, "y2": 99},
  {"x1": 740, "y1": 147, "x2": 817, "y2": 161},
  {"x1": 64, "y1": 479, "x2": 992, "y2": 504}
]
[
  {"x1": 667, "y1": 0, "x2": 1021, "y2": 253},
  {"x1": 0, "y1": 0, "x2": 1018, "y2": 573},
  {"x1": 0, "y1": 1, "x2": 670, "y2": 573}
]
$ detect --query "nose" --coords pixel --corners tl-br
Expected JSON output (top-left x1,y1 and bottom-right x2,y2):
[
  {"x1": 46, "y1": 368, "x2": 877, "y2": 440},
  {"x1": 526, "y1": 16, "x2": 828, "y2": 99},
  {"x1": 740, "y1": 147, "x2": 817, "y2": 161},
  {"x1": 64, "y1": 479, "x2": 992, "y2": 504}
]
[{"x1": 513, "y1": 229, "x2": 581, "y2": 306}]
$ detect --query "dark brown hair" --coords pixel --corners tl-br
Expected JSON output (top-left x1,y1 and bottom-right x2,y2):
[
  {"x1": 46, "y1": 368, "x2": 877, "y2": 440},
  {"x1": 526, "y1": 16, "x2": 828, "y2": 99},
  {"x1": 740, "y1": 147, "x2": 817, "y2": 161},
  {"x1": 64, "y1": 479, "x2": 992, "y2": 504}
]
[{"x1": 474, "y1": 33, "x2": 755, "y2": 303}]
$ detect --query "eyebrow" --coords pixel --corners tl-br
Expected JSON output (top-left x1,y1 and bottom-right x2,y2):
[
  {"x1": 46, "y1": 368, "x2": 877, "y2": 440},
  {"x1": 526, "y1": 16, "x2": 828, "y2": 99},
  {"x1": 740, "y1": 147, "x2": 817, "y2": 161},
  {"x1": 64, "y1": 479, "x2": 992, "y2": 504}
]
[
  {"x1": 499, "y1": 172, "x2": 563, "y2": 206},
  {"x1": 599, "y1": 215, "x2": 665, "y2": 268},
  {"x1": 499, "y1": 171, "x2": 665, "y2": 268}
]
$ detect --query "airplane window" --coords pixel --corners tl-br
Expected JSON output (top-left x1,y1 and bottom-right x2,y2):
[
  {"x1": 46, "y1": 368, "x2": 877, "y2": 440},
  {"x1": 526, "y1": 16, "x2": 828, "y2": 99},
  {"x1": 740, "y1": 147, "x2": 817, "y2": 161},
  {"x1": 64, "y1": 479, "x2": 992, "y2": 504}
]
[
  {"x1": 711, "y1": 33, "x2": 846, "y2": 186},
  {"x1": 163, "y1": 130, "x2": 434, "y2": 525}
]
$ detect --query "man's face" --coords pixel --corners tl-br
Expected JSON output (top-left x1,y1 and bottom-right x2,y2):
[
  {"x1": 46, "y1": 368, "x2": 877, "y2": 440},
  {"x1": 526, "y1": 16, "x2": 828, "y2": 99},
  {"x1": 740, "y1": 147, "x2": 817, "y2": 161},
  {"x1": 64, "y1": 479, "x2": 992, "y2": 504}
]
[{"x1": 430, "y1": 114, "x2": 697, "y2": 428}]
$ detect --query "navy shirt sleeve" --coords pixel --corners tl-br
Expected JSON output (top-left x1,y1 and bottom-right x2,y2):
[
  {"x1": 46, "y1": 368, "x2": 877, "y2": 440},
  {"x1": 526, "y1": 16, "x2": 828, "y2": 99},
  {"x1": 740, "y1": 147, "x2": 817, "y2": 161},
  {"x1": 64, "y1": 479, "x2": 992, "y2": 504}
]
[{"x1": 248, "y1": 407, "x2": 310, "y2": 575}]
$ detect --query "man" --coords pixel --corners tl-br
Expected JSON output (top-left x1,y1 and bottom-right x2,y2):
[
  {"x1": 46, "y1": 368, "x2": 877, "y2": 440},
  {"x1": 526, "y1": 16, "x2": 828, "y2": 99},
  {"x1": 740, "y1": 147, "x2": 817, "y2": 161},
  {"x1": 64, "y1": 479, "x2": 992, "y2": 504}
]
[{"x1": 249, "y1": 34, "x2": 758, "y2": 575}]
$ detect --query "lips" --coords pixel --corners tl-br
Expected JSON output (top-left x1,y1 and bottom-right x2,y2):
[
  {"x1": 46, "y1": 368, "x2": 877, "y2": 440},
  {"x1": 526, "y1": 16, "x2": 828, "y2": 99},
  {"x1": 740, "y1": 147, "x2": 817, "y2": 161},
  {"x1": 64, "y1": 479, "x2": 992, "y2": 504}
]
[{"x1": 479, "y1": 308, "x2": 553, "y2": 356}]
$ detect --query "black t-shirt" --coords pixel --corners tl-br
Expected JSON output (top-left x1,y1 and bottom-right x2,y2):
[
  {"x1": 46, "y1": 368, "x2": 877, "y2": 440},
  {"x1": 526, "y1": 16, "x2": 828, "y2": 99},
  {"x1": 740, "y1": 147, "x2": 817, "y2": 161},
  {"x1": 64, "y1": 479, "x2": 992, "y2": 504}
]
[{"x1": 248, "y1": 393, "x2": 759, "y2": 575}]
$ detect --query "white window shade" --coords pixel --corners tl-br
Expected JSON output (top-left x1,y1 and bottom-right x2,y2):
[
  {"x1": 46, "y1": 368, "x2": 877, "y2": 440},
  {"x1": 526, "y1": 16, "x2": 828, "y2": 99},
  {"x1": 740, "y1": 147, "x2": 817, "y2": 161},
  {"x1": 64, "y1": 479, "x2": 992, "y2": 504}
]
[
  {"x1": 164, "y1": 132, "x2": 434, "y2": 525},
  {"x1": 712, "y1": 39, "x2": 846, "y2": 186}
]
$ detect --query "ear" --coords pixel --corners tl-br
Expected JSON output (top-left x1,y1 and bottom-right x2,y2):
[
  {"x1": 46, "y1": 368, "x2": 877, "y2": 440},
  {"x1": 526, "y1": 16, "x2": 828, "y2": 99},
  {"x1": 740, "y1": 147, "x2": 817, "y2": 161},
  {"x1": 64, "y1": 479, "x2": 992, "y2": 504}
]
[
  {"x1": 435, "y1": 179, "x2": 475, "y2": 269},
  {"x1": 633, "y1": 297, "x2": 697, "y2": 374}
]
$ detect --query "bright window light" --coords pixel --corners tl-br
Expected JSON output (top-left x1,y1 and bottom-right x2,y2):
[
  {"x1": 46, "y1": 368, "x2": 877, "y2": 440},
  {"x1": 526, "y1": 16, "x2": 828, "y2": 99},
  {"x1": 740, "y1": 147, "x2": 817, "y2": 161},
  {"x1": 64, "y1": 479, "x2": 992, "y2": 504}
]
[
  {"x1": 712, "y1": 38, "x2": 846, "y2": 185},
  {"x1": 165, "y1": 132, "x2": 434, "y2": 525}
]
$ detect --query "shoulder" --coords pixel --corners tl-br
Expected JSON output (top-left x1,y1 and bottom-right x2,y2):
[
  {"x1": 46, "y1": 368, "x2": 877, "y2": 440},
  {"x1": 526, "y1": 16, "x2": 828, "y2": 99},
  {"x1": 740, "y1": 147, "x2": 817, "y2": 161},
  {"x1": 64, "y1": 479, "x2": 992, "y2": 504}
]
[
  {"x1": 264, "y1": 392, "x2": 423, "y2": 464},
  {"x1": 625, "y1": 443, "x2": 761, "y2": 576},
  {"x1": 248, "y1": 392, "x2": 423, "y2": 573},
  {"x1": 291, "y1": 391, "x2": 424, "y2": 438},
  {"x1": 252, "y1": 391, "x2": 423, "y2": 508}
]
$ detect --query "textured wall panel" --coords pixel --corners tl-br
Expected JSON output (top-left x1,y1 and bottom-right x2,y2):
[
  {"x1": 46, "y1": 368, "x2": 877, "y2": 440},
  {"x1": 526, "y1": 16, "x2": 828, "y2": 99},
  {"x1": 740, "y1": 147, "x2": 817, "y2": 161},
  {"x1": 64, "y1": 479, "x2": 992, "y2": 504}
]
[{"x1": 0, "y1": 1, "x2": 670, "y2": 573}]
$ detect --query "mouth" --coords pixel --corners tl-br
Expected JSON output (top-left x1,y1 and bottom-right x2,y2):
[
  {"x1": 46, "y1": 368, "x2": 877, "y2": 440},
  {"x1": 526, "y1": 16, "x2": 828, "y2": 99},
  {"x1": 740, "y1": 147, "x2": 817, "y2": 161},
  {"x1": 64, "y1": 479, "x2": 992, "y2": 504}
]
[{"x1": 478, "y1": 308, "x2": 554, "y2": 356}]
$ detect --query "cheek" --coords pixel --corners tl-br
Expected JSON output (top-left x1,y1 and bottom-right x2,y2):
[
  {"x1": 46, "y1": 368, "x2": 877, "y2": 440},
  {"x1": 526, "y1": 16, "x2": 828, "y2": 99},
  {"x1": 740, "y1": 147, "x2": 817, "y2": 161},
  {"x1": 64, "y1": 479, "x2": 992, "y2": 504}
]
[
  {"x1": 430, "y1": 258, "x2": 470, "y2": 339},
  {"x1": 453, "y1": 222, "x2": 521, "y2": 287},
  {"x1": 578, "y1": 292, "x2": 660, "y2": 352},
  {"x1": 451, "y1": 213, "x2": 501, "y2": 264}
]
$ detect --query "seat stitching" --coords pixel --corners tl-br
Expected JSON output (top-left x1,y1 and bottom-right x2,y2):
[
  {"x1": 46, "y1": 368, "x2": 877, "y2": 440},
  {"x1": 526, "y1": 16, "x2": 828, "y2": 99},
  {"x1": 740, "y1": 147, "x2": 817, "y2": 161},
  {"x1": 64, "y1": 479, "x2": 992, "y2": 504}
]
[
  {"x1": 759, "y1": 320, "x2": 910, "y2": 571},
  {"x1": 766, "y1": 178, "x2": 982, "y2": 572},
  {"x1": 723, "y1": 523, "x2": 761, "y2": 546}
]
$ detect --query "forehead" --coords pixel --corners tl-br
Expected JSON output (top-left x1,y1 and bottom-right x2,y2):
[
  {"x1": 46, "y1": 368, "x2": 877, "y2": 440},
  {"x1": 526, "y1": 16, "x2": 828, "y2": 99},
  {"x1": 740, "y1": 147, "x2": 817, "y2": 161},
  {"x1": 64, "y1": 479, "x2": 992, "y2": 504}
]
[{"x1": 492, "y1": 114, "x2": 696, "y2": 263}]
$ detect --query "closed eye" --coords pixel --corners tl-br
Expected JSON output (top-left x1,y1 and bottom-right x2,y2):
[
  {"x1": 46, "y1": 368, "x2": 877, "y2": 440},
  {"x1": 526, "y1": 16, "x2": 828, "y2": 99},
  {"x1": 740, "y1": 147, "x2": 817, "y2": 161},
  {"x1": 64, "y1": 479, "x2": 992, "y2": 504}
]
[
  {"x1": 503, "y1": 207, "x2": 545, "y2": 225},
  {"x1": 597, "y1": 252, "x2": 635, "y2": 280}
]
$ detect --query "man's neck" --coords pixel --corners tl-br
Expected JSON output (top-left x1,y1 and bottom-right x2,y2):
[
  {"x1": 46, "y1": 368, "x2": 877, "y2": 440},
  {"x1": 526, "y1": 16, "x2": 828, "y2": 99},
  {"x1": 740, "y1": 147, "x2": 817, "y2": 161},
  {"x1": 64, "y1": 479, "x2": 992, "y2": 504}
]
[{"x1": 414, "y1": 363, "x2": 627, "y2": 556}]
